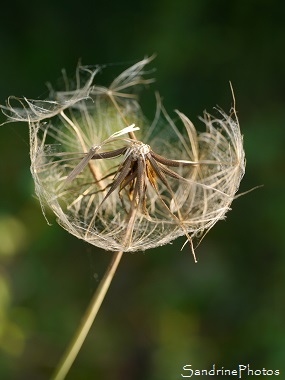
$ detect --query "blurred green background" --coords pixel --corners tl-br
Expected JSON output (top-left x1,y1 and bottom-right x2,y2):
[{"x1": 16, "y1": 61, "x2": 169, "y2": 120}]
[{"x1": 0, "y1": 0, "x2": 284, "y2": 379}]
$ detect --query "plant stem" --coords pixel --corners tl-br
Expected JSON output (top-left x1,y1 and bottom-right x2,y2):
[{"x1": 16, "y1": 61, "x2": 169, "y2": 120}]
[{"x1": 51, "y1": 250, "x2": 124, "y2": 380}]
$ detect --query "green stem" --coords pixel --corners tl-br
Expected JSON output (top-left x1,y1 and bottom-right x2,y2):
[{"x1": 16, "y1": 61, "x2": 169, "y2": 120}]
[{"x1": 51, "y1": 250, "x2": 124, "y2": 380}]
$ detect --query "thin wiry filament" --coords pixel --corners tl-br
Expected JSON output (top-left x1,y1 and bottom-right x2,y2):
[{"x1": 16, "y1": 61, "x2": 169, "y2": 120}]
[{"x1": 0, "y1": 57, "x2": 245, "y2": 259}]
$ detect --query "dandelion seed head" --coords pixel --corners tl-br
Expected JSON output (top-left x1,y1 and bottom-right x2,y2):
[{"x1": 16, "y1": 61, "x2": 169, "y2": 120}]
[{"x1": 1, "y1": 57, "x2": 245, "y2": 255}]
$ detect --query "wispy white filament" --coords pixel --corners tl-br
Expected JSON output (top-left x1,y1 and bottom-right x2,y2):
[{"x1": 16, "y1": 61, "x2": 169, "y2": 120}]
[{"x1": 1, "y1": 57, "x2": 245, "y2": 253}]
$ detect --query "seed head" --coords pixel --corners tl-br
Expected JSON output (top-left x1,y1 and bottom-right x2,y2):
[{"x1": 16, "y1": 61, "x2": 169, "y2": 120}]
[{"x1": 1, "y1": 57, "x2": 245, "y2": 260}]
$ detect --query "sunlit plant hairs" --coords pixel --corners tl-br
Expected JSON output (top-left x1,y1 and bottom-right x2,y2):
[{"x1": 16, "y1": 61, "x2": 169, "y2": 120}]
[
  {"x1": 1, "y1": 56, "x2": 245, "y2": 379},
  {"x1": 1, "y1": 56, "x2": 245, "y2": 262}
]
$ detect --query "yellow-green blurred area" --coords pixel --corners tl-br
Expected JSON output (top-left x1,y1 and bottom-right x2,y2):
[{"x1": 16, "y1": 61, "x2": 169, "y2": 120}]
[{"x1": 0, "y1": 0, "x2": 284, "y2": 379}]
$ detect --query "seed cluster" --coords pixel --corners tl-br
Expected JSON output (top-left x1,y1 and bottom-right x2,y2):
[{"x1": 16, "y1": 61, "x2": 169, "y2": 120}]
[{"x1": 1, "y1": 57, "x2": 245, "y2": 259}]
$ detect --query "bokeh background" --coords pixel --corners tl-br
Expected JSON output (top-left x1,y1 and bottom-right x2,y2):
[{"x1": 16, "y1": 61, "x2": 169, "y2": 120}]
[{"x1": 0, "y1": 1, "x2": 284, "y2": 379}]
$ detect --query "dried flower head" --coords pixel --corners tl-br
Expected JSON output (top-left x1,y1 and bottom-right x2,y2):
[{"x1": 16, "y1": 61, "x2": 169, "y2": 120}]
[{"x1": 1, "y1": 57, "x2": 245, "y2": 261}]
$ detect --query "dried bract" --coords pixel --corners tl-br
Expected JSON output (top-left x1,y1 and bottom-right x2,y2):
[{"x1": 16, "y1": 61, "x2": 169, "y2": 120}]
[{"x1": 1, "y1": 57, "x2": 245, "y2": 260}]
